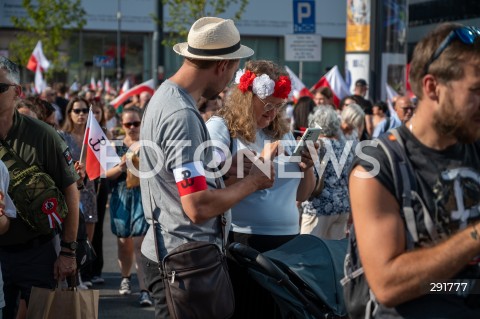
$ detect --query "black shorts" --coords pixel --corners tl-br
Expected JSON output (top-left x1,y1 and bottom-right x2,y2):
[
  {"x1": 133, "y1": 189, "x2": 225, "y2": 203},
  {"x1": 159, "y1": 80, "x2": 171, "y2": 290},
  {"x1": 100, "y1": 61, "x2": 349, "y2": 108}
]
[{"x1": 0, "y1": 235, "x2": 57, "y2": 319}]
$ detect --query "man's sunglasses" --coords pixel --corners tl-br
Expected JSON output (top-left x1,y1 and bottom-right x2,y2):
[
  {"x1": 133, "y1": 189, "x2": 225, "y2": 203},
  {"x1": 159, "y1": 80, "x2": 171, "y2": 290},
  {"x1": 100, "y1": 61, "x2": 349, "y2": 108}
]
[
  {"x1": 424, "y1": 26, "x2": 480, "y2": 75},
  {"x1": 123, "y1": 121, "x2": 141, "y2": 128},
  {"x1": 0, "y1": 83, "x2": 17, "y2": 94},
  {"x1": 72, "y1": 108, "x2": 89, "y2": 114}
]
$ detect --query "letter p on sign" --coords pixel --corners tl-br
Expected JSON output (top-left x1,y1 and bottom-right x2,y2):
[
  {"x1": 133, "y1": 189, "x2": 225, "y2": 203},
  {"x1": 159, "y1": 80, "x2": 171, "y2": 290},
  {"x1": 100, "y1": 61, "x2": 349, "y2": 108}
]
[{"x1": 293, "y1": 0, "x2": 315, "y2": 34}]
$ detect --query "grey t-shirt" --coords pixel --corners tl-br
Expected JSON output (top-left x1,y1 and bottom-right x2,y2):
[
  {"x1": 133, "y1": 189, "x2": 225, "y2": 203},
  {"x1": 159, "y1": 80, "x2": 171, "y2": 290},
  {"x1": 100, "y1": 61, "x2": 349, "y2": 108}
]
[{"x1": 140, "y1": 80, "x2": 230, "y2": 262}]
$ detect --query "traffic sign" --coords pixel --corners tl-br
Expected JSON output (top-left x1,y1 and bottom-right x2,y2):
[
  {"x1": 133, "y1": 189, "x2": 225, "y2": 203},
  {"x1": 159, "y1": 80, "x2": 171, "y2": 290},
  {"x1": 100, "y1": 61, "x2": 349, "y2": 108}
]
[
  {"x1": 285, "y1": 34, "x2": 322, "y2": 62},
  {"x1": 93, "y1": 55, "x2": 115, "y2": 68},
  {"x1": 293, "y1": 0, "x2": 315, "y2": 34}
]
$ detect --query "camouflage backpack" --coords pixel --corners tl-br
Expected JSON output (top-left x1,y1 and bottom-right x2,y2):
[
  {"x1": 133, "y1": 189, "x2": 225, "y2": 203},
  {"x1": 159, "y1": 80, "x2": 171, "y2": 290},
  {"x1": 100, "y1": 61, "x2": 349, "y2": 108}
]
[{"x1": 0, "y1": 140, "x2": 68, "y2": 235}]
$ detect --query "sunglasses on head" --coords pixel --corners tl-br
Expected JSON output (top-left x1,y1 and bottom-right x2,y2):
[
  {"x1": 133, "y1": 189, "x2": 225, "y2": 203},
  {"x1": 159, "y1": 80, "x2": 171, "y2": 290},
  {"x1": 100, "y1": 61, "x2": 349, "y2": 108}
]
[
  {"x1": 256, "y1": 95, "x2": 287, "y2": 113},
  {"x1": 123, "y1": 121, "x2": 141, "y2": 128},
  {"x1": 424, "y1": 26, "x2": 480, "y2": 75},
  {"x1": 0, "y1": 83, "x2": 17, "y2": 94},
  {"x1": 72, "y1": 108, "x2": 89, "y2": 114}
]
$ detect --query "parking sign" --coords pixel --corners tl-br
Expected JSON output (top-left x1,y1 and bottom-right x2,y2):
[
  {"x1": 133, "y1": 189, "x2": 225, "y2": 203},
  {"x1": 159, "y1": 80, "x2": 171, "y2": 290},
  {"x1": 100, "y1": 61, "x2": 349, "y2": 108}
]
[{"x1": 293, "y1": 0, "x2": 315, "y2": 34}]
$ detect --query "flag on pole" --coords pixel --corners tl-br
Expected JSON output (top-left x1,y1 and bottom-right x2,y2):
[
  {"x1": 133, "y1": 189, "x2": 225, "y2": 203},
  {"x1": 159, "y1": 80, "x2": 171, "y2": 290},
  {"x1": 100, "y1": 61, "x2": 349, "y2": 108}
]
[
  {"x1": 90, "y1": 76, "x2": 97, "y2": 91},
  {"x1": 83, "y1": 109, "x2": 121, "y2": 180},
  {"x1": 97, "y1": 80, "x2": 103, "y2": 90},
  {"x1": 27, "y1": 41, "x2": 50, "y2": 94},
  {"x1": 105, "y1": 78, "x2": 111, "y2": 94},
  {"x1": 110, "y1": 79, "x2": 155, "y2": 109},
  {"x1": 310, "y1": 65, "x2": 350, "y2": 107},
  {"x1": 27, "y1": 41, "x2": 50, "y2": 72},
  {"x1": 119, "y1": 79, "x2": 130, "y2": 95},
  {"x1": 285, "y1": 66, "x2": 306, "y2": 101}
]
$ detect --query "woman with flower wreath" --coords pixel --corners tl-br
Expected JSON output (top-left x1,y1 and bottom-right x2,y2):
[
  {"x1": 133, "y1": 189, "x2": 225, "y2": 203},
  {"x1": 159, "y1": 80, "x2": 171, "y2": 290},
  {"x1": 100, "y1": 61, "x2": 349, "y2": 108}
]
[{"x1": 206, "y1": 60, "x2": 316, "y2": 318}]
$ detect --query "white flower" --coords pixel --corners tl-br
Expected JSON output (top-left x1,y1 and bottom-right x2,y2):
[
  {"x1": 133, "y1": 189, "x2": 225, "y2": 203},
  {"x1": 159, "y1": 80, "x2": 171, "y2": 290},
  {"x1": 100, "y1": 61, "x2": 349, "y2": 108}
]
[
  {"x1": 252, "y1": 74, "x2": 275, "y2": 99},
  {"x1": 234, "y1": 69, "x2": 245, "y2": 84}
]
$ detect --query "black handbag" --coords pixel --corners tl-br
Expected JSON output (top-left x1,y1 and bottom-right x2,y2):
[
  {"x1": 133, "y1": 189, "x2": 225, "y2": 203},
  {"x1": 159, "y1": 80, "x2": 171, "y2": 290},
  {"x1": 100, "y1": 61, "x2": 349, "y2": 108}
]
[{"x1": 152, "y1": 215, "x2": 234, "y2": 319}]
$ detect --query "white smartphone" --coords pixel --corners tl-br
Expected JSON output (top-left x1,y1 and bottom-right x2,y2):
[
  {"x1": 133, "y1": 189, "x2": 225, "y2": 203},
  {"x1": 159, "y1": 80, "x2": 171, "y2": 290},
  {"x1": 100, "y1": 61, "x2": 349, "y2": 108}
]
[{"x1": 290, "y1": 127, "x2": 322, "y2": 157}]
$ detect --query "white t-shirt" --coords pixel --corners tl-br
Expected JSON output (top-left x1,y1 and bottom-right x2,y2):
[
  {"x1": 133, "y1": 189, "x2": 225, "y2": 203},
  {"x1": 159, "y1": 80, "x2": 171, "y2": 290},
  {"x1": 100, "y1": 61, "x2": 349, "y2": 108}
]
[
  {"x1": 0, "y1": 160, "x2": 16, "y2": 218},
  {"x1": 206, "y1": 116, "x2": 301, "y2": 236}
]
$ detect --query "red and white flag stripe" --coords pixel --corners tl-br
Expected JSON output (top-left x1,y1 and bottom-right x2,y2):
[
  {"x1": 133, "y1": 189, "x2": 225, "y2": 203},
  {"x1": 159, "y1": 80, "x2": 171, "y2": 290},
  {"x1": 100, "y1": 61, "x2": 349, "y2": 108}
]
[
  {"x1": 110, "y1": 79, "x2": 155, "y2": 109},
  {"x1": 27, "y1": 40, "x2": 50, "y2": 73},
  {"x1": 310, "y1": 65, "x2": 350, "y2": 107},
  {"x1": 173, "y1": 162, "x2": 208, "y2": 197},
  {"x1": 83, "y1": 109, "x2": 121, "y2": 180}
]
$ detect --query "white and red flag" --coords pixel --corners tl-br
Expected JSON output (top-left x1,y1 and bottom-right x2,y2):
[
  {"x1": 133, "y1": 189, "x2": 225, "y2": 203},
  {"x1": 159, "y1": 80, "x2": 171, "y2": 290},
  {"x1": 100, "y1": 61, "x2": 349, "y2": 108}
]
[
  {"x1": 97, "y1": 79, "x2": 103, "y2": 90},
  {"x1": 27, "y1": 41, "x2": 50, "y2": 72},
  {"x1": 285, "y1": 66, "x2": 306, "y2": 101},
  {"x1": 310, "y1": 65, "x2": 350, "y2": 107},
  {"x1": 82, "y1": 109, "x2": 121, "y2": 180},
  {"x1": 110, "y1": 79, "x2": 155, "y2": 109},
  {"x1": 105, "y1": 78, "x2": 112, "y2": 94},
  {"x1": 26, "y1": 41, "x2": 50, "y2": 94},
  {"x1": 90, "y1": 76, "x2": 97, "y2": 91},
  {"x1": 119, "y1": 79, "x2": 130, "y2": 95}
]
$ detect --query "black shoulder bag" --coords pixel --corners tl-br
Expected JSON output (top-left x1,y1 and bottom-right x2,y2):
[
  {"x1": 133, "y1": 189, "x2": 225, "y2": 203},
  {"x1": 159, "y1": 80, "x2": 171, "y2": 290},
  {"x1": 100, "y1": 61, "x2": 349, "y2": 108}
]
[{"x1": 150, "y1": 179, "x2": 234, "y2": 319}]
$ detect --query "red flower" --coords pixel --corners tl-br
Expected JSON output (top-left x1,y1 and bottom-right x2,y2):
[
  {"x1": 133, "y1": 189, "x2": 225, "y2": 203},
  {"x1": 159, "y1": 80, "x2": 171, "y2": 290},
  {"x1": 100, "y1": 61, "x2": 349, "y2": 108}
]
[
  {"x1": 273, "y1": 75, "x2": 291, "y2": 99},
  {"x1": 238, "y1": 70, "x2": 256, "y2": 93}
]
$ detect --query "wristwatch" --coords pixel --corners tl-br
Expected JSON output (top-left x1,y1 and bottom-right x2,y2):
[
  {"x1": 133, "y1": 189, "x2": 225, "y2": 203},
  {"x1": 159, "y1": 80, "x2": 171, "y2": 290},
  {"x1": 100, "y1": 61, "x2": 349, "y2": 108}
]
[{"x1": 60, "y1": 240, "x2": 78, "y2": 251}]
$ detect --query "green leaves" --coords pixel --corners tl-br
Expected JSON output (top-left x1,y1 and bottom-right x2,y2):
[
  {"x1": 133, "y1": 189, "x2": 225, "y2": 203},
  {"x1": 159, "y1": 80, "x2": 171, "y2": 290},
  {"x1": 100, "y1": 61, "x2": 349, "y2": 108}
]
[
  {"x1": 9, "y1": 0, "x2": 86, "y2": 76},
  {"x1": 159, "y1": 0, "x2": 249, "y2": 47}
]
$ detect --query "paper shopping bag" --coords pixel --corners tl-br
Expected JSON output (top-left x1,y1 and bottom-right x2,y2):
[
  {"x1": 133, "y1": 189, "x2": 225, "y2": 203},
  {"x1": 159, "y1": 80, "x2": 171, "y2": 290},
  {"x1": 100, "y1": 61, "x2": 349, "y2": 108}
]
[{"x1": 26, "y1": 286, "x2": 99, "y2": 319}]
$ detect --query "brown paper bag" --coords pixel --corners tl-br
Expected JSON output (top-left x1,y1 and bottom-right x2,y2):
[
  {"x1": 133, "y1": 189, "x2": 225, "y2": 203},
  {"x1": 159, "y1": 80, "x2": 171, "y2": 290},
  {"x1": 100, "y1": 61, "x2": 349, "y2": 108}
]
[
  {"x1": 26, "y1": 286, "x2": 99, "y2": 319},
  {"x1": 126, "y1": 153, "x2": 140, "y2": 189}
]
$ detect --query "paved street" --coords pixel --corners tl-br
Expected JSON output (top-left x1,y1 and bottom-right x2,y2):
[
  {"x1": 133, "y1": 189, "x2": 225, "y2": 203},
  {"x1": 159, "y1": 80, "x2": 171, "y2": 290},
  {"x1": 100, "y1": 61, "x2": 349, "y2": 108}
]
[{"x1": 95, "y1": 205, "x2": 155, "y2": 318}]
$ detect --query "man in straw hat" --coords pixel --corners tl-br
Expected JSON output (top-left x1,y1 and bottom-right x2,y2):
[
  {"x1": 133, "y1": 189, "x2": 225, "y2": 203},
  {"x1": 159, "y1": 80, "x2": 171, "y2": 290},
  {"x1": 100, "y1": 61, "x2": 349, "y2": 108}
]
[{"x1": 140, "y1": 17, "x2": 276, "y2": 317}]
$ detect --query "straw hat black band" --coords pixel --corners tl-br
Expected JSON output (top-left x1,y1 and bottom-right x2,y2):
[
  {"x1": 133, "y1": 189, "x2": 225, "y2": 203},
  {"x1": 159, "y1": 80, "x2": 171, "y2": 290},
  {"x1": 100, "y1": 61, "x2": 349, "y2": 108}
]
[{"x1": 187, "y1": 41, "x2": 241, "y2": 56}]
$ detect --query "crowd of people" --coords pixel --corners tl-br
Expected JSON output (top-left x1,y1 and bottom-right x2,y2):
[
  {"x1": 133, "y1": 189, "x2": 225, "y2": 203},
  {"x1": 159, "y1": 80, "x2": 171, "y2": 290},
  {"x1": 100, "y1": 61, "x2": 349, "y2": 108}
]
[{"x1": 0, "y1": 17, "x2": 478, "y2": 319}]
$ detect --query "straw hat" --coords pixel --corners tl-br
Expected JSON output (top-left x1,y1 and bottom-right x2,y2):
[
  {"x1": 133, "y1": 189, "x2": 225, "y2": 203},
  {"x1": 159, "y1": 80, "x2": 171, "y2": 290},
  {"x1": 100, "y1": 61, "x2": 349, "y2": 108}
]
[{"x1": 173, "y1": 17, "x2": 254, "y2": 60}]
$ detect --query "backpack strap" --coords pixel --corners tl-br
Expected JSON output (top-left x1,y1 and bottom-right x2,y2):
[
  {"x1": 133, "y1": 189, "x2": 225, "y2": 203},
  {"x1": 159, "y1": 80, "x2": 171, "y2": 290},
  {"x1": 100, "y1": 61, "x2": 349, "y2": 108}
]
[{"x1": 377, "y1": 128, "x2": 439, "y2": 245}]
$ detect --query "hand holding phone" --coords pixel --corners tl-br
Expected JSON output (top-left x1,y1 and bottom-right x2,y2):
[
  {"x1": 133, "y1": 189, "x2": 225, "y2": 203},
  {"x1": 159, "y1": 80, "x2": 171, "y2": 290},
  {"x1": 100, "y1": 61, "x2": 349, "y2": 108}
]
[{"x1": 291, "y1": 128, "x2": 322, "y2": 157}]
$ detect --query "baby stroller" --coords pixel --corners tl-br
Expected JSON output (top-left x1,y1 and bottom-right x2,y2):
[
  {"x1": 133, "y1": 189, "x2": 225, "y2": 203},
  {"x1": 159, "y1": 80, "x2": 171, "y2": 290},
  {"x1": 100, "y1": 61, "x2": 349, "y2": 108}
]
[{"x1": 228, "y1": 234, "x2": 348, "y2": 319}]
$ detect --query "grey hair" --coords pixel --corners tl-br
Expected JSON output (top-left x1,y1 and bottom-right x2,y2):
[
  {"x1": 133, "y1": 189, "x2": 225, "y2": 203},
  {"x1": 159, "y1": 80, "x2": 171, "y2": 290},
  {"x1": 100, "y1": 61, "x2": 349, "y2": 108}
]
[
  {"x1": 0, "y1": 56, "x2": 20, "y2": 84},
  {"x1": 341, "y1": 103, "x2": 365, "y2": 131},
  {"x1": 309, "y1": 105, "x2": 340, "y2": 137}
]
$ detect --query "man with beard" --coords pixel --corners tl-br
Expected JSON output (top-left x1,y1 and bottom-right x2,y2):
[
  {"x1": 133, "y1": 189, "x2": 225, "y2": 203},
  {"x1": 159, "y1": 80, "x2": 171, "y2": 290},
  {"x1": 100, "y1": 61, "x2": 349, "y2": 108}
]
[
  {"x1": 348, "y1": 23, "x2": 480, "y2": 318},
  {"x1": 139, "y1": 17, "x2": 276, "y2": 318}
]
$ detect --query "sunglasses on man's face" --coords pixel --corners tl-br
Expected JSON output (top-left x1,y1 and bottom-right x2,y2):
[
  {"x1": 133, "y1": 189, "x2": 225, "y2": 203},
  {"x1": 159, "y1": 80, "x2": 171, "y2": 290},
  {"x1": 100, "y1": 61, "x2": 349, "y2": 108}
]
[
  {"x1": 123, "y1": 121, "x2": 141, "y2": 128},
  {"x1": 72, "y1": 108, "x2": 89, "y2": 114},
  {"x1": 0, "y1": 83, "x2": 17, "y2": 94},
  {"x1": 424, "y1": 26, "x2": 480, "y2": 75}
]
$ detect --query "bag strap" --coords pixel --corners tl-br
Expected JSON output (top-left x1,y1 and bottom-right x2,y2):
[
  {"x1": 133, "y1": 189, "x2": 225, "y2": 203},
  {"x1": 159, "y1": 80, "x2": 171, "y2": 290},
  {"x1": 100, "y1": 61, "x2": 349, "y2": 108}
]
[
  {"x1": 0, "y1": 139, "x2": 30, "y2": 171},
  {"x1": 377, "y1": 128, "x2": 439, "y2": 245},
  {"x1": 149, "y1": 178, "x2": 227, "y2": 266}
]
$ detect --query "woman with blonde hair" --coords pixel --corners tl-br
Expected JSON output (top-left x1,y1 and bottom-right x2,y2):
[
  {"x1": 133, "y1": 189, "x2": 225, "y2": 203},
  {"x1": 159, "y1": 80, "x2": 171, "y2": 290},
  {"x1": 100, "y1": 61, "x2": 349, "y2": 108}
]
[{"x1": 206, "y1": 60, "x2": 316, "y2": 318}]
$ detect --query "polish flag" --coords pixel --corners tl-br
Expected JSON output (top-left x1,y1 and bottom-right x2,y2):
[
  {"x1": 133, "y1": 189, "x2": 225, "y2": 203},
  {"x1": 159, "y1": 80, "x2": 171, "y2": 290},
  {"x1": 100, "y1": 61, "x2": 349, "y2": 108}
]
[
  {"x1": 119, "y1": 79, "x2": 130, "y2": 95},
  {"x1": 27, "y1": 41, "x2": 50, "y2": 94},
  {"x1": 97, "y1": 80, "x2": 103, "y2": 90},
  {"x1": 310, "y1": 65, "x2": 350, "y2": 107},
  {"x1": 105, "y1": 78, "x2": 111, "y2": 94},
  {"x1": 90, "y1": 77, "x2": 97, "y2": 91},
  {"x1": 110, "y1": 79, "x2": 155, "y2": 109},
  {"x1": 285, "y1": 66, "x2": 306, "y2": 101},
  {"x1": 385, "y1": 83, "x2": 400, "y2": 120},
  {"x1": 83, "y1": 109, "x2": 121, "y2": 180},
  {"x1": 27, "y1": 41, "x2": 50, "y2": 72}
]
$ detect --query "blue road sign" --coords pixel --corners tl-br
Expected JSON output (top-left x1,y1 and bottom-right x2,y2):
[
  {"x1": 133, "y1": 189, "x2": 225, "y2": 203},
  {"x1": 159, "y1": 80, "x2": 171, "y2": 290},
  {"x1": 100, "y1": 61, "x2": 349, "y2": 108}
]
[
  {"x1": 93, "y1": 55, "x2": 115, "y2": 68},
  {"x1": 293, "y1": 0, "x2": 315, "y2": 34}
]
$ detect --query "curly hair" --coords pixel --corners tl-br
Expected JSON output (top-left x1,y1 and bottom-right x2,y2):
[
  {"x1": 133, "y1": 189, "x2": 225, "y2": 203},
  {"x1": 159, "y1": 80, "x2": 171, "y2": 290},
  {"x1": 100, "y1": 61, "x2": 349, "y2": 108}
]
[{"x1": 217, "y1": 60, "x2": 290, "y2": 143}]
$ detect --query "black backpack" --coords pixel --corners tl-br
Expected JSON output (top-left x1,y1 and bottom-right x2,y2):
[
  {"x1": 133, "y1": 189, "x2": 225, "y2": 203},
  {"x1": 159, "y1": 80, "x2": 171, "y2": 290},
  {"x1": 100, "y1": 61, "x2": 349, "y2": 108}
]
[{"x1": 341, "y1": 128, "x2": 440, "y2": 319}]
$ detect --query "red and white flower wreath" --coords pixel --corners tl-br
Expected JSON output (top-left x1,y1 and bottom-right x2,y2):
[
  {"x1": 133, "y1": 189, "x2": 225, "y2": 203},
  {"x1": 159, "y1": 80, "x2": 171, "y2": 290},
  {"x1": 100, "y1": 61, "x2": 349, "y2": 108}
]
[{"x1": 234, "y1": 69, "x2": 291, "y2": 99}]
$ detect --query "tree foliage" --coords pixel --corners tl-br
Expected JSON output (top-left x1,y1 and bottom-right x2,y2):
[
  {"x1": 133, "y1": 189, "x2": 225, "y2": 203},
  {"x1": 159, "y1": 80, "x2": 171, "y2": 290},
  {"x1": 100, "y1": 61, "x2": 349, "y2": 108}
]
[
  {"x1": 9, "y1": 0, "x2": 86, "y2": 75},
  {"x1": 159, "y1": 0, "x2": 249, "y2": 47}
]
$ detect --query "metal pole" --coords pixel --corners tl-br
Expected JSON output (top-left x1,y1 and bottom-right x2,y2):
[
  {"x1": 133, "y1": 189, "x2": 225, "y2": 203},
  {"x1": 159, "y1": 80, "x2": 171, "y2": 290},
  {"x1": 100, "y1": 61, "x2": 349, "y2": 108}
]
[
  {"x1": 153, "y1": 0, "x2": 164, "y2": 88},
  {"x1": 116, "y1": 0, "x2": 122, "y2": 92},
  {"x1": 299, "y1": 61, "x2": 303, "y2": 81}
]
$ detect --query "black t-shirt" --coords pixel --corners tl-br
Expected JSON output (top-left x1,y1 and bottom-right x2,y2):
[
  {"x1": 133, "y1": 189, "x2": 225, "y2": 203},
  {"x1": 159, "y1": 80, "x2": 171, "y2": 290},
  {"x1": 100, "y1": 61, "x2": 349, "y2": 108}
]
[
  {"x1": 353, "y1": 94, "x2": 373, "y2": 115},
  {"x1": 351, "y1": 125, "x2": 480, "y2": 318}
]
